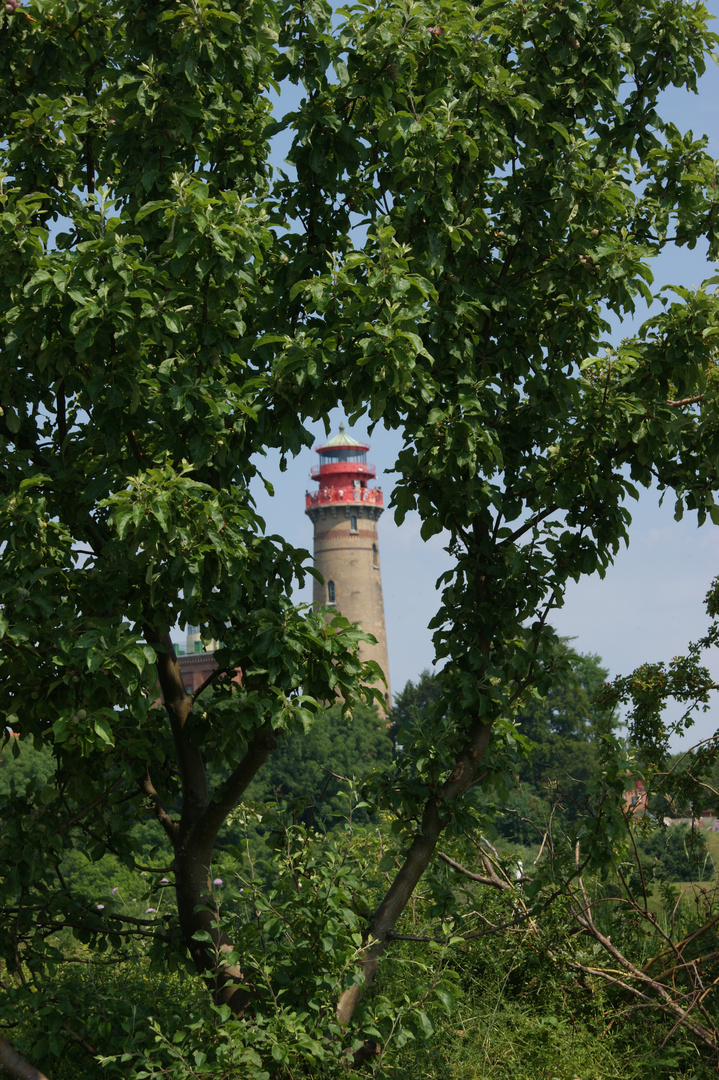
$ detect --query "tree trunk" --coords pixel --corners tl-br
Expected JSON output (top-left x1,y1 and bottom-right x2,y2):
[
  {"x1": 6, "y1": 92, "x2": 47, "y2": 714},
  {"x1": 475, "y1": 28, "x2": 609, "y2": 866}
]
[
  {"x1": 336, "y1": 716, "x2": 493, "y2": 1024},
  {"x1": 174, "y1": 840, "x2": 253, "y2": 1013},
  {"x1": 149, "y1": 631, "x2": 278, "y2": 1014}
]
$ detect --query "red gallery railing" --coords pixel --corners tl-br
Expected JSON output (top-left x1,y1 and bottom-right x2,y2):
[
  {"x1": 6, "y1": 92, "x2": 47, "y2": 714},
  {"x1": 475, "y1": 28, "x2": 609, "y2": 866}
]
[{"x1": 305, "y1": 486, "x2": 384, "y2": 509}]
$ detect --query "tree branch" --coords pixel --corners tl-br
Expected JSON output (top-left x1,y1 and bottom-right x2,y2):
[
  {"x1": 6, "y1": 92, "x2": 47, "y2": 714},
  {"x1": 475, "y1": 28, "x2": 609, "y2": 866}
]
[
  {"x1": 148, "y1": 630, "x2": 207, "y2": 830},
  {"x1": 190, "y1": 665, "x2": 227, "y2": 706},
  {"x1": 437, "y1": 850, "x2": 511, "y2": 890},
  {"x1": 56, "y1": 777, "x2": 124, "y2": 834},
  {"x1": 498, "y1": 503, "x2": 560, "y2": 549},
  {"x1": 138, "y1": 765, "x2": 179, "y2": 843},
  {"x1": 61, "y1": 1022, "x2": 95, "y2": 1058},
  {"x1": 667, "y1": 394, "x2": 703, "y2": 408},
  {"x1": 568, "y1": 873, "x2": 719, "y2": 1052},
  {"x1": 0, "y1": 1038, "x2": 50, "y2": 1080},
  {"x1": 56, "y1": 379, "x2": 66, "y2": 448},
  {"x1": 202, "y1": 726, "x2": 278, "y2": 840}
]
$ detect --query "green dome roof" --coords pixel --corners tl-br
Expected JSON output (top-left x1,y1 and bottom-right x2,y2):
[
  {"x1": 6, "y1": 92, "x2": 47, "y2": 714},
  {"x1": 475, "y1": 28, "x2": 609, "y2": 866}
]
[{"x1": 316, "y1": 424, "x2": 369, "y2": 453}]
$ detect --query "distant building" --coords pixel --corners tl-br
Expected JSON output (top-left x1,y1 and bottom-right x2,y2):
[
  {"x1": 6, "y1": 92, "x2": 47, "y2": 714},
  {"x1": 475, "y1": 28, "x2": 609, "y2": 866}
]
[
  {"x1": 624, "y1": 775, "x2": 647, "y2": 815},
  {"x1": 305, "y1": 425, "x2": 392, "y2": 707},
  {"x1": 175, "y1": 626, "x2": 220, "y2": 695}
]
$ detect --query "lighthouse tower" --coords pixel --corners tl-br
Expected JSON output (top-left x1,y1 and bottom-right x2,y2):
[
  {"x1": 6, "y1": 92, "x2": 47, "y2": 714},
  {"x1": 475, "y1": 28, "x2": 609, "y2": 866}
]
[{"x1": 305, "y1": 426, "x2": 391, "y2": 707}]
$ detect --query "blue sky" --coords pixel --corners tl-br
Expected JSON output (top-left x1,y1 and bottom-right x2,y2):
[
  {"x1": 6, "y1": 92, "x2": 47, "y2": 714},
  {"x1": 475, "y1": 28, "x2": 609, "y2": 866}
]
[{"x1": 248, "y1": 5, "x2": 719, "y2": 751}]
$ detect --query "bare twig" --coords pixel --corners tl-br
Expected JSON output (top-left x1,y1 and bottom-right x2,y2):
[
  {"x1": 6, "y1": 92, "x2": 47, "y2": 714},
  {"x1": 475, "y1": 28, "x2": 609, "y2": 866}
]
[
  {"x1": 138, "y1": 767, "x2": 179, "y2": 843},
  {"x1": 57, "y1": 778, "x2": 124, "y2": 834},
  {"x1": 437, "y1": 850, "x2": 512, "y2": 890},
  {"x1": 667, "y1": 394, "x2": 703, "y2": 408}
]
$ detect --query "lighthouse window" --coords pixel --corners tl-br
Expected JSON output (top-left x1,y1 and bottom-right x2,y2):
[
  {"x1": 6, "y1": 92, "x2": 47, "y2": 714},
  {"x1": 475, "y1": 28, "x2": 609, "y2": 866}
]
[
  {"x1": 350, "y1": 515, "x2": 358, "y2": 533},
  {"x1": 373, "y1": 543, "x2": 379, "y2": 568},
  {"x1": 327, "y1": 580, "x2": 335, "y2": 604}
]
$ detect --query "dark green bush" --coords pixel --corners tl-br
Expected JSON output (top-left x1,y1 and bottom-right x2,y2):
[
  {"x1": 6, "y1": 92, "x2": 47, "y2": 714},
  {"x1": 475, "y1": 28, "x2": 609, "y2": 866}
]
[{"x1": 640, "y1": 823, "x2": 715, "y2": 882}]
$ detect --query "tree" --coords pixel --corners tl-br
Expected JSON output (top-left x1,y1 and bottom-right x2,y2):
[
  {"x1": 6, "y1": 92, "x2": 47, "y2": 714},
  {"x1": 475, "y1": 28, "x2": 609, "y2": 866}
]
[
  {"x1": 510, "y1": 647, "x2": 615, "y2": 822},
  {"x1": 3, "y1": 0, "x2": 719, "y2": 1071},
  {"x1": 388, "y1": 668, "x2": 446, "y2": 749},
  {"x1": 601, "y1": 576, "x2": 719, "y2": 816},
  {"x1": 390, "y1": 653, "x2": 615, "y2": 844},
  {"x1": 640, "y1": 823, "x2": 714, "y2": 882},
  {"x1": 243, "y1": 699, "x2": 393, "y2": 830}
]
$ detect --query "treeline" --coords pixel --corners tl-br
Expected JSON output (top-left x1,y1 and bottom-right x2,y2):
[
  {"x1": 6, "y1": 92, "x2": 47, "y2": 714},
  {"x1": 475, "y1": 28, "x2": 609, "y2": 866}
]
[
  {"x1": 2, "y1": 649, "x2": 715, "y2": 907},
  {"x1": 2, "y1": 650, "x2": 718, "y2": 1078}
]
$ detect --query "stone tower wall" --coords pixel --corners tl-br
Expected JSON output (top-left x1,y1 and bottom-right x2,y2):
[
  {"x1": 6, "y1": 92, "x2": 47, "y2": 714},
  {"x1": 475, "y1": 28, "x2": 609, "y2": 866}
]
[{"x1": 307, "y1": 502, "x2": 391, "y2": 707}]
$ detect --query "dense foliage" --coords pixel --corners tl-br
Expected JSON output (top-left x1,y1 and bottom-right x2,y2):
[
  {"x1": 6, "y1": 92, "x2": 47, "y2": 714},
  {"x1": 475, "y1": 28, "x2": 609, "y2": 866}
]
[
  {"x1": 391, "y1": 653, "x2": 616, "y2": 844},
  {"x1": 245, "y1": 701, "x2": 393, "y2": 829},
  {"x1": 641, "y1": 822, "x2": 714, "y2": 882},
  {"x1": 3, "y1": 0, "x2": 719, "y2": 1074}
]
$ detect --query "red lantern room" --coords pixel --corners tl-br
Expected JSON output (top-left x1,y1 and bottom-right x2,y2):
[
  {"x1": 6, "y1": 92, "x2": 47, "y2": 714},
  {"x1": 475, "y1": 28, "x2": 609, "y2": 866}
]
[{"x1": 305, "y1": 424, "x2": 384, "y2": 510}]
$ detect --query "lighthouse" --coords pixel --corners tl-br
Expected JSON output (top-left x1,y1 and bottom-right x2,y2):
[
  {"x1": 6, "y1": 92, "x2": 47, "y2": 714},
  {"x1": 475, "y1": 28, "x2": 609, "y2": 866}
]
[{"x1": 305, "y1": 426, "x2": 391, "y2": 707}]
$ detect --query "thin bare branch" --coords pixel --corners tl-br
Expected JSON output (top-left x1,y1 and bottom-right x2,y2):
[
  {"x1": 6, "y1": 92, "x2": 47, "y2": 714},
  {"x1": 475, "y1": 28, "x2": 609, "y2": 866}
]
[
  {"x1": 57, "y1": 777, "x2": 124, "y2": 834},
  {"x1": 437, "y1": 850, "x2": 512, "y2": 890},
  {"x1": 190, "y1": 665, "x2": 227, "y2": 706},
  {"x1": 498, "y1": 504, "x2": 559, "y2": 550},
  {"x1": 569, "y1": 904, "x2": 719, "y2": 1051},
  {"x1": 667, "y1": 394, "x2": 703, "y2": 407},
  {"x1": 139, "y1": 766, "x2": 179, "y2": 843},
  {"x1": 61, "y1": 1022, "x2": 96, "y2": 1057}
]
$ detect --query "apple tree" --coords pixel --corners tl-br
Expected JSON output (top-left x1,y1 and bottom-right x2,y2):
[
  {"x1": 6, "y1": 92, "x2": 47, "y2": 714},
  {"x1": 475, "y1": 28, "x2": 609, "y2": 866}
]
[{"x1": 2, "y1": 0, "x2": 719, "y2": 1073}]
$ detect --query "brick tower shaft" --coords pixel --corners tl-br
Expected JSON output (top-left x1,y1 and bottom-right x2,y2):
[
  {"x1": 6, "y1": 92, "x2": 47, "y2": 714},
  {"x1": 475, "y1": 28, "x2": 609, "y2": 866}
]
[{"x1": 305, "y1": 426, "x2": 391, "y2": 707}]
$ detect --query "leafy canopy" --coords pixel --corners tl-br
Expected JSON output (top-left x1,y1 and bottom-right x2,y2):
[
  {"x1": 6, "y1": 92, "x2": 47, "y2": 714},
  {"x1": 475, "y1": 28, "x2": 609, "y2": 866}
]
[{"x1": 2, "y1": 0, "x2": 719, "y2": 1073}]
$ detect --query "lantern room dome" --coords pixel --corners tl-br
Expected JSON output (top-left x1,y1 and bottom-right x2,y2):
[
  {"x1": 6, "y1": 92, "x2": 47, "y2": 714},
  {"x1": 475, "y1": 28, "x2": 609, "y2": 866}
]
[{"x1": 315, "y1": 423, "x2": 369, "y2": 464}]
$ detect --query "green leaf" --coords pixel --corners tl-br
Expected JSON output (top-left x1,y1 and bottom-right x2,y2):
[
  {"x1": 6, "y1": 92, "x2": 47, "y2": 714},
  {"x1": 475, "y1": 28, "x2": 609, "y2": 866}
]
[
  {"x1": 418, "y1": 1011, "x2": 434, "y2": 1037},
  {"x1": 4, "y1": 408, "x2": 20, "y2": 433},
  {"x1": 135, "y1": 201, "x2": 167, "y2": 223},
  {"x1": 93, "y1": 717, "x2": 114, "y2": 746},
  {"x1": 123, "y1": 645, "x2": 147, "y2": 672}
]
